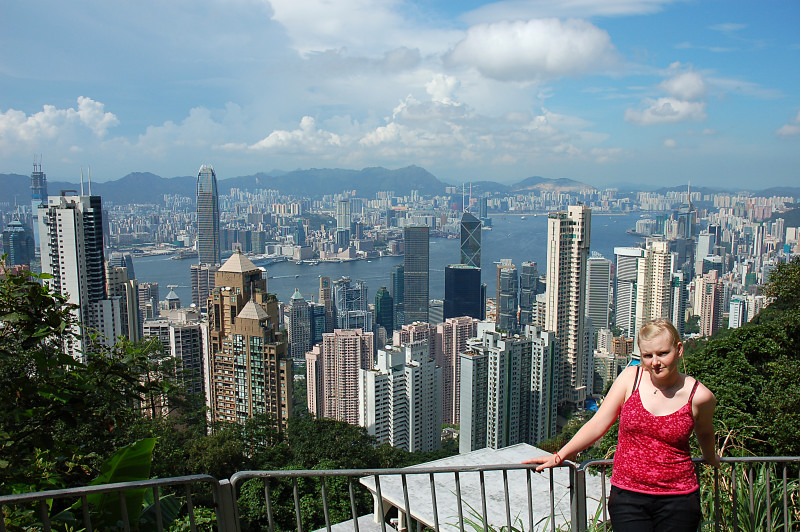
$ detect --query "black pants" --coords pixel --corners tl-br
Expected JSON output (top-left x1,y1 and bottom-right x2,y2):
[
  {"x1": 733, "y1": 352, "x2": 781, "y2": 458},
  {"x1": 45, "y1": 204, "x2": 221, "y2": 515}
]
[{"x1": 608, "y1": 485, "x2": 701, "y2": 532}]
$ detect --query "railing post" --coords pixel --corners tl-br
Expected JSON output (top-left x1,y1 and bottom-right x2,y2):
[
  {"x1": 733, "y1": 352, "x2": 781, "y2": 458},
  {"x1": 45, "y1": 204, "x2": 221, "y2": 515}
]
[
  {"x1": 216, "y1": 480, "x2": 240, "y2": 532},
  {"x1": 570, "y1": 466, "x2": 587, "y2": 532}
]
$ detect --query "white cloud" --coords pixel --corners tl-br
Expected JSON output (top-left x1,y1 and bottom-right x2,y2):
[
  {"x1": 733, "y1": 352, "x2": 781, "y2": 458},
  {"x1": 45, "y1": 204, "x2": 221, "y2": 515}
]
[
  {"x1": 249, "y1": 116, "x2": 343, "y2": 153},
  {"x1": 664, "y1": 138, "x2": 677, "y2": 147},
  {"x1": 660, "y1": 71, "x2": 706, "y2": 100},
  {"x1": 625, "y1": 97, "x2": 707, "y2": 125},
  {"x1": 446, "y1": 19, "x2": 618, "y2": 81},
  {"x1": 775, "y1": 111, "x2": 800, "y2": 137},
  {"x1": 0, "y1": 97, "x2": 118, "y2": 156},
  {"x1": 462, "y1": 0, "x2": 681, "y2": 25},
  {"x1": 426, "y1": 74, "x2": 461, "y2": 105}
]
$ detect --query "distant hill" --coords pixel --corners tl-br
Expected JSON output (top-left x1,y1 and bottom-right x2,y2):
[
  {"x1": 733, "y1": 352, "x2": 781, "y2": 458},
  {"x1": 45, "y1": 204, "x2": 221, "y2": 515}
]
[
  {"x1": 767, "y1": 207, "x2": 800, "y2": 227},
  {"x1": 511, "y1": 176, "x2": 595, "y2": 193}
]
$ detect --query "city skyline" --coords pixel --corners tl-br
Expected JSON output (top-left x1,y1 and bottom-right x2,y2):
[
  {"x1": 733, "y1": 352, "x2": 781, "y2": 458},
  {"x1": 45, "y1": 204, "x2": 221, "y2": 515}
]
[{"x1": 1, "y1": 1, "x2": 798, "y2": 188}]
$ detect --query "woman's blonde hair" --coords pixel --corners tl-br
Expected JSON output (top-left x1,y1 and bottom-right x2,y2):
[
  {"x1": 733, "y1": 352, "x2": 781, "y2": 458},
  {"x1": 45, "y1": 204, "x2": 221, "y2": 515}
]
[{"x1": 638, "y1": 318, "x2": 682, "y2": 348}]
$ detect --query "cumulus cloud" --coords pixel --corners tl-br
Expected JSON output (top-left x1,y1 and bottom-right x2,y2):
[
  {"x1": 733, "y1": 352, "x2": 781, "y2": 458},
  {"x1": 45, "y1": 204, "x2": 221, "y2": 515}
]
[
  {"x1": 660, "y1": 71, "x2": 706, "y2": 100},
  {"x1": 426, "y1": 74, "x2": 460, "y2": 105},
  {"x1": 249, "y1": 116, "x2": 343, "y2": 153},
  {"x1": 446, "y1": 19, "x2": 618, "y2": 81},
  {"x1": 664, "y1": 138, "x2": 677, "y2": 147},
  {"x1": 625, "y1": 97, "x2": 706, "y2": 125},
  {"x1": 775, "y1": 111, "x2": 800, "y2": 137},
  {"x1": 462, "y1": 0, "x2": 680, "y2": 25}
]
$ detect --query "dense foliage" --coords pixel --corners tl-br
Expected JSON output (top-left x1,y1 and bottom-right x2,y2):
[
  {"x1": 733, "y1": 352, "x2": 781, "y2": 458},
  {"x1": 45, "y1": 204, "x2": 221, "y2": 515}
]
[{"x1": 0, "y1": 268, "x2": 457, "y2": 529}]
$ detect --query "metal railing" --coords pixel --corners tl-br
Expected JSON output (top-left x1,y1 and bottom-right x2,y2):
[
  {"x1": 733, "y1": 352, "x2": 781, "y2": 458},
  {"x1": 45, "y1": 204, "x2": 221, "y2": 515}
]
[{"x1": 2, "y1": 457, "x2": 798, "y2": 531}]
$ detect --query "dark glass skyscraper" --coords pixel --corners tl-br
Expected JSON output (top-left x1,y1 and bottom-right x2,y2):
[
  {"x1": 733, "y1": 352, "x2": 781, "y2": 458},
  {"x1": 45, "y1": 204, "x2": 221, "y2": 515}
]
[
  {"x1": 460, "y1": 212, "x2": 481, "y2": 268},
  {"x1": 403, "y1": 226, "x2": 429, "y2": 324},
  {"x1": 2, "y1": 220, "x2": 35, "y2": 267},
  {"x1": 444, "y1": 264, "x2": 482, "y2": 320},
  {"x1": 375, "y1": 286, "x2": 394, "y2": 334},
  {"x1": 390, "y1": 264, "x2": 404, "y2": 328},
  {"x1": 496, "y1": 261, "x2": 519, "y2": 333},
  {"x1": 197, "y1": 165, "x2": 220, "y2": 265},
  {"x1": 30, "y1": 159, "x2": 47, "y2": 251},
  {"x1": 519, "y1": 261, "x2": 540, "y2": 327}
]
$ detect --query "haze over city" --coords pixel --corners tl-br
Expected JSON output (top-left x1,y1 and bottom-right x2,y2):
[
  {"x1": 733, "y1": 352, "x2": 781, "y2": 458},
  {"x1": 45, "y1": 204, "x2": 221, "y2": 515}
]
[{"x1": 1, "y1": 0, "x2": 798, "y2": 188}]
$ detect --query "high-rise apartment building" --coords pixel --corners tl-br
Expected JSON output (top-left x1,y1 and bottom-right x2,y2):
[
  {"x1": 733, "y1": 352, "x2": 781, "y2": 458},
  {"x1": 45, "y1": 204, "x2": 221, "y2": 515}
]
[
  {"x1": 585, "y1": 255, "x2": 611, "y2": 332},
  {"x1": 319, "y1": 276, "x2": 334, "y2": 334},
  {"x1": 196, "y1": 165, "x2": 220, "y2": 265},
  {"x1": 435, "y1": 316, "x2": 479, "y2": 425},
  {"x1": 403, "y1": 226, "x2": 429, "y2": 324},
  {"x1": 496, "y1": 261, "x2": 519, "y2": 333},
  {"x1": 728, "y1": 296, "x2": 748, "y2": 329},
  {"x1": 460, "y1": 325, "x2": 557, "y2": 452},
  {"x1": 191, "y1": 263, "x2": 218, "y2": 312},
  {"x1": 460, "y1": 212, "x2": 481, "y2": 268},
  {"x1": 444, "y1": 264, "x2": 482, "y2": 320},
  {"x1": 614, "y1": 247, "x2": 644, "y2": 337},
  {"x1": 38, "y1": 192, "x2": 120, "y2": 359},
  {"x1": 393, "y1": 321, "x2": 436, "y2": 358},
  {"x1": 286, "y1": 289, "x2": 311, "y2": 363},
  {"x1": 106, "y1": 263, "x2": 140, "y2": 342},
  {"x1": 359, "y1": 341, "x2": 442, "y2": 452},
  {"x1": 207, "y1": 250, "x2": 292, "y2": 429},
  {"x1": 138, "y1": 282, "x2": 159, "y2": 320},
  {"x1": 305, "y1": 328, "x2": 374, "y2": 424},
  {"x1": 698, "y1": 270, "x2": 723, "y2": 337},
  {"x1": 634, "y1": 240, "x2": 677, "y2": 347},
  {"x1": 545, "y1": 205, "x2": 591, "y2": 406},
  {"x1": 390, "y1": 264, "x2": 404, "y2": 328}
]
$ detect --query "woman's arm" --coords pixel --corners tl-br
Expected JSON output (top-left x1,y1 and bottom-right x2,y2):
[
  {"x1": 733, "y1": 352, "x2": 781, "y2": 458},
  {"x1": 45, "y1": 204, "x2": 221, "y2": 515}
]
[
  {"x1": 692, "y1": 382, "x2": 721, "y2": 468},
  {"x1": 523, "y1": 365, "x2": 635, "y2": 471}
]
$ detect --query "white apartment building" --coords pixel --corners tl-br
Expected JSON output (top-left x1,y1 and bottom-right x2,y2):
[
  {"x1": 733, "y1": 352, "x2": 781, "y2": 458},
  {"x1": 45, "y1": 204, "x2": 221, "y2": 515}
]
[
  {"x1": 359, "y1": 341, "x2": 442, "y2": 452},
  {"x1": 435, "y1": 316, "x2": 479, "y2": 425}
]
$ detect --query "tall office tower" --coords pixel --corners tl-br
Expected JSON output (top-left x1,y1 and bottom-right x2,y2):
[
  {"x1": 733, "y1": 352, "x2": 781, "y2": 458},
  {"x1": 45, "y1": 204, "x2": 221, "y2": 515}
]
[
  {"x1": 142, "y1": 307, "x2": 209, "y2": 397},
  {"x1": 675, "y1": 184, "x2": 697, "y2": 240},
  {"x1": 39, "y1": 192, "x2": 119, "y2": 359},
  {"x1": 518, "y1": 262, "x2": 540, "y2": 327},
  {"x1": 2, "y1": 220, "x2": 35, "y2": 267},
  {"x1": 671, "y1": 271, "x2": 687, "y2": 337},
  {"x1": 196, "y1": 164, "x2": 220, "y2": 266},
  {"x1": 207, "y1": 250, "x2": 292, "y2": 429},
  {"x1": 403, "y1": 226, "x2": 429, "y2": 324},
  {"x1": 444, "y1": 264, "x2": 482, "y2": 320},
  {"x1": 428, "y1": 299, "x2": 444, "y2": 325},
  {"x1": 359, "y1": 341, "x2": 442, "y2": 452},
  {"x1": 138, "y1": 282, "x2": 159, "y2": 319},
  {"x1": 305, "y1": 328, "x2": 374, "y2": 424},
  {"x1": 308, "y1": 301, "x2": 327, "y2": 346},
  {"x1": 106, "y1": 264, "x2": 140, "y2": 342},
  {"x1": 335, "y1": 199, "x2": 351, "y2": 250},
  {"x1": 459, "y1": 326, "x2": 533, "y2": 453},
  {"x1": 460, "y1": 212, "x2": 481, "y2": 267},
  {"x1": 496, "y1": 261, "x2": 519, "y2": 333},
  {"x1": 393, "y1": 321, "x2": 436, "y2": 358},
  {"x1": 545, "y1": 205, "x2": 591, "y2": 406},
  {"x1": 190, "y1": 263, "x2": 218, "y2": 312},
  {"x1": 614, "y1": 247, "x2": 645, "y2": 336},
  {"x1": 286, "y1": 289, "x2": 311, "y2": 363},
  {"x1": 527, "y1": 326, "x2": 559, "y2": 444},
  {"x1": 478, "y1": 197, "x2": 489, "y2": 220},
  {"x1": 375, "y1": 286, "x2": 394, "y2": 336},
  {"x1": 585, "y1": 255, "x2": 611, "y2": 332},
  {"x1": 107, "y1": 251, "x2": 136, "y2": 280},
  {"x1": 30, "y1": 159, "x2": 47, "y2": 251},
  {"x1": 728, "y1": 296, "x2": 748, "y2": 329},
  {"x1": 698, "y1": 270, "x2": 723, "y2": 337},
  {"x1": 390, "y1": 264, "x2": 404, "y2": 328},
  {"x1": 333, "y1": 276, "x2": 373, "y2": 332},
  {"x1": 695, "y1": 231, "x2": 716, "y2": 277},
  {"x1": 319, "y1": 276, "x2": 334, "y2": 334},
  {"x1": 435, "y1": 316, "x2": 479, "y2": 424}
]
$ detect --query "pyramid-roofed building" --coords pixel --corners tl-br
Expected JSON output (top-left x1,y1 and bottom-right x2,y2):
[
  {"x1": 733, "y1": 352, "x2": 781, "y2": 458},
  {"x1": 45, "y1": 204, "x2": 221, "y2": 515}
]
[
  {"x1": 237, "y1": 299, "x2": 270, "y2": 321},
  {"x1": 218, "y1": 249, "x2": 259, "y2": 274}
]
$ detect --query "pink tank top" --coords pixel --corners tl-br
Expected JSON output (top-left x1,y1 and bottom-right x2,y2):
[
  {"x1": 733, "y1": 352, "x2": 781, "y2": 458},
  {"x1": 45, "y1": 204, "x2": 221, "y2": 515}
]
[{"x1": 610, "y1": 369, "x2": 700, "y2": 495}]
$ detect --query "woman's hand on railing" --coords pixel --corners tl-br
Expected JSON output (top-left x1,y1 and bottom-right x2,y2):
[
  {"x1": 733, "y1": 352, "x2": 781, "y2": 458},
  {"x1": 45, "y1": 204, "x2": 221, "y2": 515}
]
[
  {"x1": 523, "y1": 452, "x2": 563, "y2": 472},
  {"x1": 703, "y1": 453, "x2": 722, "y2": 468}
]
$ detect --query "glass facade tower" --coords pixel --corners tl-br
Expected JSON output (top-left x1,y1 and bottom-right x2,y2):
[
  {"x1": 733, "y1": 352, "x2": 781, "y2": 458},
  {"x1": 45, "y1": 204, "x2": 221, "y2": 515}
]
[{"x1": 196, "y1": 164, "x2": 220, "y2": 265}]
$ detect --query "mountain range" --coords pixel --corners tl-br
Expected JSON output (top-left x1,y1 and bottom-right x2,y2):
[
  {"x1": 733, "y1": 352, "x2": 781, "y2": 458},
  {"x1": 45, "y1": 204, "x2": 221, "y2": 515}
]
[{"x1": 1, "y1": 166, "x2": 797, "y2": 206}]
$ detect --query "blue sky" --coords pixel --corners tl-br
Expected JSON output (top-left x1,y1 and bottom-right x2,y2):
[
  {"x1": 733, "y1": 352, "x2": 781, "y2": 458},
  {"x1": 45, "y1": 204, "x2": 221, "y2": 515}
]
[{"x1": 1, "y1": 0, "x2": 798, "y2": 188}]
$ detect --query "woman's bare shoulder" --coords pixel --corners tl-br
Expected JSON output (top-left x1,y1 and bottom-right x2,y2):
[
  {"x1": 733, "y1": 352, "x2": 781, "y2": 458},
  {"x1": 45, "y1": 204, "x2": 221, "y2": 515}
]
[{"x1": 690, "y1": 377, "x2": 716, "y2": 405}]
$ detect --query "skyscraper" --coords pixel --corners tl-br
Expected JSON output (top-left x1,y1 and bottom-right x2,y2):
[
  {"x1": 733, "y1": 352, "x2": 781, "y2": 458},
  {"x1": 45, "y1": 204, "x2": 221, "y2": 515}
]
[
  {"x1": 359, "y1": 341, "x2": 442, "y2": 452},
  {"x1": 38, "y1": 192, "x2": 120, "y2": 359},
  {"x1": 443, "y1": 264, "x2": 482, "y2": 320},
  {"x1": 207, "y1": 250, "x2": 292, "y2": 429},
  {"x1": 305, "y1": 328, "x2": 374, "y2": 424},
  {"x1": 319, "y1": 276, "x2": 334, "y2": 334},
  {"x1": 435, "y1": 315, "x2": 479, "y2": 424},
  {"x1": 519, "y1": 262, "x2": 540, "y2": 327},
  {"x1": 106, "y1": 263, "x2": 140, "y2": 342},
  {"x1": 614, "y1": 246, "x2": 644, "y2": 337},
  {"x1": 585, "y1": 255, "x2": 612, "y2": 331},
  {"x1": 403, "y1": 226, "x2": 429, "y2": 324},
  {"x1": 196, "y1": 165, "x2": 220, "y2": 265},
  {"x1": 390, "y1": 264, "x2": 404, "y2": 328},
  {"x1": 287, "y1": 289, "x2": 311, "y2": 363},
  {"x1": 191, "y1": 263, "x2": 218, "y2": 312},
  {"x1": 332, "y1": 276, "x2": 372, "y2": 331},
  {"x1": 496, "y1": 261, "x2": 519, "y2": 333},
  {"x1": 460, "y1": 212, "x2": 481, "y2": 268},
  {"x1": 30, "y1": 158, "x2": 47, "y2": 252},
  {"x1": 698, "y1": 270, "x2": 723, "y2": 337},
  {"x1": 2, "y1": 220, "x2": 35, "y2": 268},
  {"x1": 375, "y1": 286, "x2": 394, "y2": 335},
  {"x1": 545, "y1": 205, "x2": 591, "y2": 406}
]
